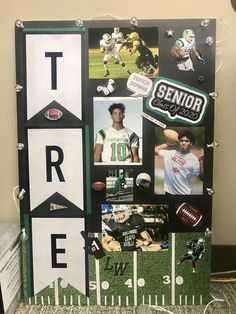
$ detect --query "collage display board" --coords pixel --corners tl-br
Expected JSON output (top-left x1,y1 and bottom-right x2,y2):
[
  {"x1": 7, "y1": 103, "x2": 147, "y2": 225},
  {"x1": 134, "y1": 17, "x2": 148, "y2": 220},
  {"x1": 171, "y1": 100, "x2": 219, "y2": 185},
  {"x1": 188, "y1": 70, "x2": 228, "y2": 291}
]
[{"x1": 15, "y1": 18, "x2": 216, "y2": 307}]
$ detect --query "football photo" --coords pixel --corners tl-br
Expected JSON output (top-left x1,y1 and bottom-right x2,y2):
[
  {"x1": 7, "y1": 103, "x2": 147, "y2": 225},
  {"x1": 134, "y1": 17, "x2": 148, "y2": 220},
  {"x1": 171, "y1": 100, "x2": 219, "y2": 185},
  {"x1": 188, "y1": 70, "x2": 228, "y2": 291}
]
[{"x1": 89, "y1": 27, "x2": 159, "y2": 79}]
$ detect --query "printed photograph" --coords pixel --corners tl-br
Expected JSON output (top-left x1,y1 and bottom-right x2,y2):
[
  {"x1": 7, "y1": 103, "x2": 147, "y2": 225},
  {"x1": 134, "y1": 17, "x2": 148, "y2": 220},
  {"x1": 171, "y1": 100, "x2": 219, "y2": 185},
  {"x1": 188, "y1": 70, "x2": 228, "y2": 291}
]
[
  {"x1": 89, "y1": 27, "x2": 159, "y2": 78},
  {"x1": 101, "y1": 203, "x2": 169, "y2": 252},
  {"x1": 94, "y1": 97, "x2": 143, "y2": 165},
  {"x1": 171, "y1": 29, "x2": 205, "y2": 71},
  {"x1": 106, "y1": 169, "x2": 133, "y2": 202},
  {"x1": 155, "y1": 127, "x2": 204, "y2": 195}
]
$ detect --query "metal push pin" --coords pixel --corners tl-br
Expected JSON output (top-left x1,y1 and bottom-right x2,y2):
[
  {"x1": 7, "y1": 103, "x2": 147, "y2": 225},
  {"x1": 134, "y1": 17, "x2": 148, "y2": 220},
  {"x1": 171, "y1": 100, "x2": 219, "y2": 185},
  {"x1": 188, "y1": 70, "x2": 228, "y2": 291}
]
[
  {"x1": 205, "y1": 227, "x2": 213, "y2": 237},
  {"x1": 17, "y1": 188, "x2": 26, "y2": 200},
  {"x1": 16, "y1": 143, "x2": 24, "y2": 150},
  {"x1": 209, "y1": 92, "x2": 218, "y2": 99},
  {"x1": 130, "y1": 16, "x2": 138, "y2": 27},
  {"x1": 75, "y1": 19, "x2": 83, "y2": 28},
  {"x1": 15, "y1": 84, "x2": 23, "y2": 92},
  {"x1": 205, "y1": 36, "x2": 214, "y2": 46},
  {"x1": 206, "y1": 141, "x2": 219, "y2": 148},
  {"x1": 206, "y1": 188, "x2": 215, "y2": 196},
  {"x1": 198, "y1": 75, "x2": 205, "y2": 83},
  {"x1": 20, "y1": 228, "x2": 28, "y2": 241},
  {"x1": 201, "y1": 19, "x2": 210, "y2": 27},
  {"x1": 15, "y1": 19, "x2": 24, "y2": 29}
]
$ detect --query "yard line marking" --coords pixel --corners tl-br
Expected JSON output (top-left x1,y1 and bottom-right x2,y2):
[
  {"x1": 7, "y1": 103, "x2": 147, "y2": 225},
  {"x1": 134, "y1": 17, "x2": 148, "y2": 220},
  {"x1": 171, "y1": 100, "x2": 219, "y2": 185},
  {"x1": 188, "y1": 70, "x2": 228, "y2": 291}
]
[
  {"x1": 104, "y1": 295, "x2": 107, "y2": 306},
  {"x1": 95, "y1": 233, "x2": 101, "y2": 305},
  {"x1": 28, "y1": 298, "x2": 31, "y2": 305},
  {"x1": 126, "y1": 295, "x2": 129, "y2": 306},
  {"x1": 87, "y1": 297, "x2": 90, "y2": 305},
  {"x1": 133, "y1": 251, "x2": 138, "y2": 306},
  {"x1": 162, "y1": 294, "x2": 165, "y2": 306},
  {"x1": 54, "y1": 278, "x2": 59, "y2": 305},
  {"x1": 155, "y1": 295, "x2": 158, "y2": 305},
  {"x1": 149, "y1": 294, "x2": 152, "y2": 305},
  {"x1": 47, "y1": 296, "x2": 50, "y2": 305},
  {"x1": 34, "y1": 295, "x2": 37, "y2": 305},
  {"x1": 200, "y1": 294, "x2": 203, "y2": 305},
  {"x1": 171, "y1": 233, "x2": 176, "y2": 305},
  {"x1": 118, "y1": 295, "x2": 121, "y2": 306},
  {"x1": 41, "y1": 296, "x2": 44, "y2": 306},
  {"x1": 142, "y1": 295, "x2": 145, "y2": 304},
  {"x1": 63, "y1": 295, "x2": 66, "y2": 305},
  {"x1": 70, "y1": 295, "x2": 73, "y2": 305},
  {"x1": 192, "y1": 295, "x2": 195, "y2": 305},
  {"x1": 78, "y1": 295, "x2": 81, "y2": 306},
  {"x1": 111, "y1": 295, "x2": 114, "y2": 306},
  {"x1": 179, "y1": 295, "x2": 182, "y2": 305},
  {"x1": 185, "y1": 295, "x2": 188, "y2": 305}
]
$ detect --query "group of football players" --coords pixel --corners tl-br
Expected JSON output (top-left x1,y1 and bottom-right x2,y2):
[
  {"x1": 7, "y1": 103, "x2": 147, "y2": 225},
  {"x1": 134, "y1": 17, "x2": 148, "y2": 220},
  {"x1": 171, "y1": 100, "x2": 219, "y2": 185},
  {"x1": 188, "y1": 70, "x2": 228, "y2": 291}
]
[{"x1": 99, "y1": 27, "x2": 159, "y2": 77}]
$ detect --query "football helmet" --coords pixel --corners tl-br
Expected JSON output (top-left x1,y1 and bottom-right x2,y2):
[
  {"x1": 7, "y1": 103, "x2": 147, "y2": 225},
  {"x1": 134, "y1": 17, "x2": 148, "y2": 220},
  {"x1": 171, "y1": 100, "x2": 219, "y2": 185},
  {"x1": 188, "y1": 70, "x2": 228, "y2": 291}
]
[
  {"x1": 182, "y1": 29, "x2": 195, "y2": 43},
  {"x1": 114, "y1": 27, "x2": 120, "y2": 34},
  {"x1": 101, "y1": 203, "x2": 113, "y2": 214},
  {"x1": 129, "y1": 32, "x2": 139, "y2": 41},
  {"x1": 112, "y1": 205, "x2": 130, "y2": 223},
  {"x1": 103, "y1": 33, "x2": 112, "y2": 43},
  {"x1": 197, "y1": 237, "x2": 205, "y2": 245},
  {"x1": 136, "y1": 173, "x2": 151, "y2": 192}
]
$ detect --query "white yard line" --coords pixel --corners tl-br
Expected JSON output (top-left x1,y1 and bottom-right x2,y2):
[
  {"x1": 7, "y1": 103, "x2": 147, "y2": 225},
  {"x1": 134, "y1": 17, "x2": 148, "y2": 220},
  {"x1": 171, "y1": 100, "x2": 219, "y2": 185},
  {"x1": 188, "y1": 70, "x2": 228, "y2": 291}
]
[
  {"x1": 133, "y1": 251, "x2": 138, "y2": 306},
  {"x1": 171, "y1": 233, "x2": 176, "y2": 305}
]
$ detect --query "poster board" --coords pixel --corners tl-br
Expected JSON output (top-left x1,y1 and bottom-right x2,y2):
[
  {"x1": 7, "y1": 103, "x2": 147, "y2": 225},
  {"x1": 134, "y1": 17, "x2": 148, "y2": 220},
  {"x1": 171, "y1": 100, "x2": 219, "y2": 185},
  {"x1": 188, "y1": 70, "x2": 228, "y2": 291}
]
[{"x1": 15, "y1": 18, "x2": 216, "y2": 306}]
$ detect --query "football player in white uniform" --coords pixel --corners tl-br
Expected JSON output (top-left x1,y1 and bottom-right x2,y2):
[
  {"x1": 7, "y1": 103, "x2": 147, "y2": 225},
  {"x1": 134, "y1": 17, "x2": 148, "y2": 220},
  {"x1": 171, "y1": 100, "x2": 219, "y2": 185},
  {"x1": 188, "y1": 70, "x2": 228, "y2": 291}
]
[
  {"x1": 111, "y1": 27, "x2": 124, "y2": 64},
  {"x1": 94, "y1": 103, "x2": 140, "y2": 163},
  {"x1": 155, "y1": 130, "x2": 204, "y2": 194},
  {"x1": 100, "y1": 33, "x2": 130, "y2": 77},
  {"x1": 171, "y1": 29, "x2": 205, "y2": 71}
]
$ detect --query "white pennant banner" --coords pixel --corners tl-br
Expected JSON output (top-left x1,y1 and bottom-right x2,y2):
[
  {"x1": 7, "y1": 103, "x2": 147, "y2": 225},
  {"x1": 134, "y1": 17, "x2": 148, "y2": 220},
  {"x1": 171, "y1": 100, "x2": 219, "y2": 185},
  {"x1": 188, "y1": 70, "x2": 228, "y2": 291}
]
[{"x1": 31, "y1": 217, "x2": 85, "y2": 295}]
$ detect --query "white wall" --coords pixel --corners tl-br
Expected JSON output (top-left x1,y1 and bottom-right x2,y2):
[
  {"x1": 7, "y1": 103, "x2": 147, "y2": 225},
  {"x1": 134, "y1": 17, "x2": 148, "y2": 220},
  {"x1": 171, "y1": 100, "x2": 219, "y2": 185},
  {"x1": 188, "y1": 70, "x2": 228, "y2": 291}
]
[{"x1": 0, "y1": 0, "x2": 235, "y2": 245}]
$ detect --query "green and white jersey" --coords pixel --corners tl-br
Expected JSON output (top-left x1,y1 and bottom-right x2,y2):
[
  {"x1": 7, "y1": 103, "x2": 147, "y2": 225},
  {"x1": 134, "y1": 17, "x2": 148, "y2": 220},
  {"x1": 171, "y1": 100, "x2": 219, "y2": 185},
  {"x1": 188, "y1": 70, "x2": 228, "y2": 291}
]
[
  {"x1": 95, "y1": 126, "x2": 139, "y2": 163},
  {"x1": 175, "y1": 37, "x2": 196, "y2": 58}
]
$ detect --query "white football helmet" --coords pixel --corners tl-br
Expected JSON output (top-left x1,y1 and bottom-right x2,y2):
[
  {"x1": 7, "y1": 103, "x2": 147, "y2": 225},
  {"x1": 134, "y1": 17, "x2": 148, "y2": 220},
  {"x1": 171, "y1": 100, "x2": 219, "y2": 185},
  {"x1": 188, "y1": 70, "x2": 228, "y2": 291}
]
[
  {"x1": 182, "y1": 29, "x2": 195, "y2": 43},
  {"x1": 112, "y1": 205, "x2": 130, "y2": 223},
  {"x1": 114, "y1": 27, "x2": 120, "y2": 34},
  {"x1": 136, "y1": 173, "x2": 151, "y2": 192},
  {"x1": 103, "y1": 33, "x2": 112, "y2": 43}
]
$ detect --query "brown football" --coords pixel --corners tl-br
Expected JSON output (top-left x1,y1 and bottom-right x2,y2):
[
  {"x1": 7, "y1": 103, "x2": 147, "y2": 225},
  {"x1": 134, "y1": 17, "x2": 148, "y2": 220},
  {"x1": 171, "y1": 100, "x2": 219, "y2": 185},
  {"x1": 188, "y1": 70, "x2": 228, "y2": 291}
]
[
  {"x1": 91, "y1": 181, "x2": 106, "y2": 191},
  {"x1": 164, "y1": 129, "x2": 179, "y2": 144}
]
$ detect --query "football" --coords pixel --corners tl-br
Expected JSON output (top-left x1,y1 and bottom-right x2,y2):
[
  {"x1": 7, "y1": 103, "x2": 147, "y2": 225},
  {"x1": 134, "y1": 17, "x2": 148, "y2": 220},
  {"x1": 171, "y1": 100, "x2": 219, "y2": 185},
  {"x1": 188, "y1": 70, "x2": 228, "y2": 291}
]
[
  {"x1": 164, "y1": 129, "x2": 179, "y2": 145},
  {"x1": 44, "y1": 108, "x2": 63, "y2": 121},
  {"x1": 176, "y1": 203, "x2": 203, "y2": 227},
  {"x1": 91, "y1": 181, "x2": 106, "y2": 191}
]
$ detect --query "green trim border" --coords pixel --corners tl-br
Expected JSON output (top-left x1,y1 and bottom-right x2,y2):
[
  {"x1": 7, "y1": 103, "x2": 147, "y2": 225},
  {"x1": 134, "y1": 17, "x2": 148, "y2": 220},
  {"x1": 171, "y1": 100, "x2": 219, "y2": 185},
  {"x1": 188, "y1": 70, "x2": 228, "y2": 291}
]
[
  {"x1": 85, "y1": 125, "x2": 91, "y2": 214},
  {"x1": 24, "y1": 214, "x2": 32, "y2": 297},
  {"x1": 23, "y1": 27, "x2": 85, "y2": 32}
]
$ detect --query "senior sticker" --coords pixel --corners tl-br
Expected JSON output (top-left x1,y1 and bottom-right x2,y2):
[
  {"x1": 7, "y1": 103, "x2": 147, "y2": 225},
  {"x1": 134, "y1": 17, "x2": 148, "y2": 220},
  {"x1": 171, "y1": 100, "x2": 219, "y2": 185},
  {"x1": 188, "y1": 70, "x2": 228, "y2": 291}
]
[{"x1": 146, "y1": 76, "x2": 209, "y2": 125}]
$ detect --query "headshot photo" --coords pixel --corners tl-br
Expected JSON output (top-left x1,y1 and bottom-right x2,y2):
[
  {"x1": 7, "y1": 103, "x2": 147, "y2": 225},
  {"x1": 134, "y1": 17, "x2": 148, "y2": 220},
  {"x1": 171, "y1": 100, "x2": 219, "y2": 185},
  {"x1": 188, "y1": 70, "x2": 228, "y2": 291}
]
[
  {"x1": 94, "y1": 97, "x2": 143, "y2": 165},
  {"x1": 154, "y1": 127, "x2": 204, "y2": 195},
  {"x1": 89, "y1": 27, "x2": 159, "y2": 79}
]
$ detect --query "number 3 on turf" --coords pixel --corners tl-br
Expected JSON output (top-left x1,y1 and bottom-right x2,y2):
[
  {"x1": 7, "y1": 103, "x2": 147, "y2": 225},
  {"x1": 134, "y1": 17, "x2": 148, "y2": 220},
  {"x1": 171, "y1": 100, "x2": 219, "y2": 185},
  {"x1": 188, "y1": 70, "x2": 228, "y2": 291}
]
[{"x1": 162, "y1": 275, "x2": 171, "y2": 284}]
